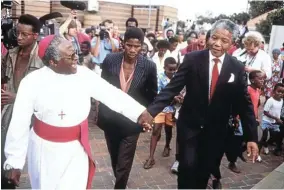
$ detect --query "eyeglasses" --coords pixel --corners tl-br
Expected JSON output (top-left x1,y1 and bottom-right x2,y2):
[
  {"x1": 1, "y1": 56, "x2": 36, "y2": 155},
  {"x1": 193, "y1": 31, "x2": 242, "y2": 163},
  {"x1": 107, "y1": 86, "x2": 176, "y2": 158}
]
[
  {"x1": 16, "y1": 31, "x2": 35, "y2": 38},
  {"x1": 62, "y1": 54, "x2": 78, "y2": 61}
]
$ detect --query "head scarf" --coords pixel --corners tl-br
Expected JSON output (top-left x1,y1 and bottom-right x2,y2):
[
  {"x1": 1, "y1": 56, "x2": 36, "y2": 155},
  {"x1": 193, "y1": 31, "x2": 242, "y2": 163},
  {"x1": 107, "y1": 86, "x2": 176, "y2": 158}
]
[{"x1": 272, "y1": 48, "x2": 281, "y2": 55}]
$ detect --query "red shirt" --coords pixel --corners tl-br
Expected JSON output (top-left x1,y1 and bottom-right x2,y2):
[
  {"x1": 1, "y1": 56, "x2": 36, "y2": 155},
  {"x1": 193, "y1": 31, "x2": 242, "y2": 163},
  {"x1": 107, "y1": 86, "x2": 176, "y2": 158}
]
[{"x1": 248, "y1": 86, "x2": 260, "y2": 119}]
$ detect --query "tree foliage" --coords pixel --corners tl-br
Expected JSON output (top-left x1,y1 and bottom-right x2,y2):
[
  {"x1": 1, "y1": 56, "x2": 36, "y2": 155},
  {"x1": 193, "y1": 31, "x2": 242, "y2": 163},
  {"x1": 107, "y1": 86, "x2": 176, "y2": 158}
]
[
  {"x1": 196, "y1": 12, "x2": 250, "y2": 24},
  {"x1": 256, "y1": 8, "x2": 284, "y2": 42},
  {"x1": 249, "y1": 0, "x2": 284, "y2": 18}
]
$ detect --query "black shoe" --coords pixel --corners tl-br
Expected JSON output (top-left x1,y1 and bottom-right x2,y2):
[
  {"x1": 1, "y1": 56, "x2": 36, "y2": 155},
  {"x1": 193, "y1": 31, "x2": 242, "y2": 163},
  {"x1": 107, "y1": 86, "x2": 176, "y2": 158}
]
[
  {"x1": 228, "y1": 162, "x2": 241, "y2": 173},
  {"x1": 212, "y1": 179, "x2": 222, "y2": 189},
  {"x1": 274, "y1": 149, "x2": 282, "y2": 156}
]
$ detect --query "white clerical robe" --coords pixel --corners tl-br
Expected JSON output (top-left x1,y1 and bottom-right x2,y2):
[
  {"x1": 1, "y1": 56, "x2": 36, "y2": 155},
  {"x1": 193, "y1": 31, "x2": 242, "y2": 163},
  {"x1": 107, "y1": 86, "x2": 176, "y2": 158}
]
[{"x1": 4, "y1": 66, "x2": 146, "y2": 190}]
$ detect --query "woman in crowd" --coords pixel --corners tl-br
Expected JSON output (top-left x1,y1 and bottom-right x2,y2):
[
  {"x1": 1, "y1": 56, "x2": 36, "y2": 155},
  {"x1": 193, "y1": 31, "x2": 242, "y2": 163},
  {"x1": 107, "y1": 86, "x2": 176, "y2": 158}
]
[{"x1": 264, "y1": 49, "x2": 283, "y2": 100}]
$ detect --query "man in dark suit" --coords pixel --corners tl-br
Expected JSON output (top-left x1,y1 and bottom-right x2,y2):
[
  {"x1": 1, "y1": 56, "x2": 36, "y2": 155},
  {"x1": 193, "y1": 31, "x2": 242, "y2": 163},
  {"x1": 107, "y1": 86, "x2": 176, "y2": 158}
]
[
  {"x1": 143, "y1": 19, "x2": 259, "y2": 189},
  {"x1": 98, "y1": 27, "x2": 157, "y2": 189}
]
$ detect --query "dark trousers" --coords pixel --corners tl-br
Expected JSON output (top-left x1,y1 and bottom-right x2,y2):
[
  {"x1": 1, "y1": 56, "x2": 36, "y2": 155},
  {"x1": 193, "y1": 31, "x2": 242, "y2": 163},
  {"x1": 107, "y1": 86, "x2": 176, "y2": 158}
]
[
  {"x1": 212, "y1": 132, "x2": 243, "y2": 179},
  {"x1": 104, "y1": 132, "x2": 139, "y2": 189},
  {"x1": 259, "y1": 128, "x2": 282, "y2": 151},
  {"x1": 177, "y1": 128, "x2": 225, "y2": 189}
]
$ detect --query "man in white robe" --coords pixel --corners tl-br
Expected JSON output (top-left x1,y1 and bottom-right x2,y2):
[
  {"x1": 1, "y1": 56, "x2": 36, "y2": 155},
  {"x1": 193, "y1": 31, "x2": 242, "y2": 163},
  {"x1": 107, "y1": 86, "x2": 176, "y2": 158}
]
[{"x1": 3, "y1": 35, "x2": 153, "y2": 189}]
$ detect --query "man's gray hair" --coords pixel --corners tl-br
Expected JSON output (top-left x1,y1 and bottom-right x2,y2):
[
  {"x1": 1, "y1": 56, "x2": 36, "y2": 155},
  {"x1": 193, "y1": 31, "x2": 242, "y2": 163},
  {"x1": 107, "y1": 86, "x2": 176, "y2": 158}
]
[
  {"x1": 211, "y1": 19, "x2": 239, "y2": 42},
  {"x1": 42, "y1": 35, "x2": 66, "y2": 66}
]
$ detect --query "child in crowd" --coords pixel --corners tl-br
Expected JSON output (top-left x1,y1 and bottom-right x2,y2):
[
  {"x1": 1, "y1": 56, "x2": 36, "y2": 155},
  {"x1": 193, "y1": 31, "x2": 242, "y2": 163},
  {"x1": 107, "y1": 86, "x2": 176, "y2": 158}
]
[
  {"x1": 141, "y1": 43, "x2": 152, "y2": 61},
  {"x1": 144, "y1": 57, "x2": 179, "y2": 169},
  {"x1": 170, "y1": 87, "x2": 186, "y2": 173},
  {"x1": 258, "y1": 83, "x2": 284, "y2": 161},
  {"x1": 248, "y1": 70, "x2": 264, "y2": 123},
  {"x1": 276, "y1": 78, "x2": 284, "y2": 156},
  {"x1": 80, "y1": 41, "x2": 93, "y2": 69}
]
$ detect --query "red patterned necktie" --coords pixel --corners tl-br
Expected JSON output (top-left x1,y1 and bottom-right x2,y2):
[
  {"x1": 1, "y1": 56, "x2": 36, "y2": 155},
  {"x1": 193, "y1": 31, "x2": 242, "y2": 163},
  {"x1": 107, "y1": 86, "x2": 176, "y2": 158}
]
[{"x1": 210, "y1": 58, "x2": 220, "y2": 100}]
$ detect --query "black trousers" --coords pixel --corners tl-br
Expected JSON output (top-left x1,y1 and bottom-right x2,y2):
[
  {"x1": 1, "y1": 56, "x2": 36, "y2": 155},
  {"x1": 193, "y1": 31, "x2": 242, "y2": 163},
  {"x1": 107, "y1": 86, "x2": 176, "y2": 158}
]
[
  {"x1": 177, "y1": 127, "x2": 226, "y2": 189},
  {"x1": 212, "y1": 132, "x2": 243, "y2": 179},
  {"x1": 259, "y1": 128, "x2": 282, "y2": 151},
  {"x1": 104, "y1": 132, "x2": 139, "y2": 189}
]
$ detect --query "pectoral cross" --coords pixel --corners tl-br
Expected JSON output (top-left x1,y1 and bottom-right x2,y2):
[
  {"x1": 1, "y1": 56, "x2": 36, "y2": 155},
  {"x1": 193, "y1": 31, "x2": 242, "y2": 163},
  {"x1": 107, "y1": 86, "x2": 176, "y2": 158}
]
[{"x1": 58, "y1": 110, "x2": 66, "y2": 120}]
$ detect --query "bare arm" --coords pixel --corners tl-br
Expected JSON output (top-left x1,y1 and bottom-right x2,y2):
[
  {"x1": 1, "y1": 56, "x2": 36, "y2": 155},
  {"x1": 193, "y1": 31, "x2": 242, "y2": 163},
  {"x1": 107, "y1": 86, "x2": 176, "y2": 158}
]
[{"x1": 91, "y1": 37, "x2": 101, "y2": 57}]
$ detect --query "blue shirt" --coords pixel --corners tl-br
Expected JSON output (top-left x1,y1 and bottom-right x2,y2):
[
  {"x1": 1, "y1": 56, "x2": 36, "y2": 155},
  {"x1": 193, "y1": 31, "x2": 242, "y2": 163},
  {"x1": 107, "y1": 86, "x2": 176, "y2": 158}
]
[
  {"x1": 158, "y1": 72, "x2": 175, "y2": 113},
  {"x1": 91, "y1": 37, "x2": 119, "y2": 65}
]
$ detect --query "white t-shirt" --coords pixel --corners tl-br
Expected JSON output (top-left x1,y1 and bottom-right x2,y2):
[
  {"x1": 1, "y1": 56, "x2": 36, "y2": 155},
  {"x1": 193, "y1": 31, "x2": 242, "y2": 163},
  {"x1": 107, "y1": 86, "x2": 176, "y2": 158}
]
[{"x1": 263, "y1": 97, "x2": 283, "y2": 123}]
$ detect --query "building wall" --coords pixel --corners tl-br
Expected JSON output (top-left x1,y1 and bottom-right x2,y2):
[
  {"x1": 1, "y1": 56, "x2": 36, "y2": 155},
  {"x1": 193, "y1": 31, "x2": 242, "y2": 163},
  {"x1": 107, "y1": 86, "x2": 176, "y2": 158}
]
[
  {"x1": 12, "y1": 0, "x2": 50, "y2": 18},
  {"x1": 98, "y1": 1, "x2": 132, "y2": 32},
  {"x1": 132, "y1": 5, "x2": 158, "y2": 31},
  {"x1": 11, "y1": 0, "x2": 178, "y2": 32}
]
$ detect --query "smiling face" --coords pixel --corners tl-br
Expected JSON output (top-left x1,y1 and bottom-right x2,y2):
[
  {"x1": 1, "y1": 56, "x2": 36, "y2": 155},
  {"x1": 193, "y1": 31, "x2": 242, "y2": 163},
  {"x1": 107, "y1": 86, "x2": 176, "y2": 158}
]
[
  {"x1": 208, "y1": 28, "x2": 233, "y2": 57},
  {"x1": 51, "y1": 41, "x2": 78, "y2": 74}
]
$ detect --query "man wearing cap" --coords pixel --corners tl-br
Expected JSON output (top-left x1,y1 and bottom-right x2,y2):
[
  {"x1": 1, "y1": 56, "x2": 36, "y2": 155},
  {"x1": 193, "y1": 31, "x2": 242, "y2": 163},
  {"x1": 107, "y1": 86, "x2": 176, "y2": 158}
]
[
  {"x1": 1, "y1": 14, "x2": 44, "y2": 189},
  {"x1": 3, "y1": 35, "x2": 153, "y2": 189}
]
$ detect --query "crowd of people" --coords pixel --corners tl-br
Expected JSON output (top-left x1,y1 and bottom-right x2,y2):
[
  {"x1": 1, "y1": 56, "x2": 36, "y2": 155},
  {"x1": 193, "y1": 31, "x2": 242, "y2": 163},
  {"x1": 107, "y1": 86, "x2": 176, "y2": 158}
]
[{"x1": 1, "y1": 10, "x2": 284, "y2": 190}]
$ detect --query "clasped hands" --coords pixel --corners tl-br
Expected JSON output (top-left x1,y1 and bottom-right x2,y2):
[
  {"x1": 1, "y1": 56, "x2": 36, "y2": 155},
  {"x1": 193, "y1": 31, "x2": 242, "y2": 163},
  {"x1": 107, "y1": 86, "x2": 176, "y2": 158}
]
[{"x1": 137, "y1": 109, "x2": 154, "y2": 132}]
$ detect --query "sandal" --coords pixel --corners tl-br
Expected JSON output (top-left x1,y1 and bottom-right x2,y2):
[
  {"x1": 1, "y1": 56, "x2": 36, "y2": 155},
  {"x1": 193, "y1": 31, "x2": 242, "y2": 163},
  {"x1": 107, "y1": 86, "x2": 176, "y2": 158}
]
[
  {"x1": 143, "y1": 159, "x2": 155, "y2": 169},
  {"x1": 162, "y1": 147, "x2": 171, "y2": 157}
]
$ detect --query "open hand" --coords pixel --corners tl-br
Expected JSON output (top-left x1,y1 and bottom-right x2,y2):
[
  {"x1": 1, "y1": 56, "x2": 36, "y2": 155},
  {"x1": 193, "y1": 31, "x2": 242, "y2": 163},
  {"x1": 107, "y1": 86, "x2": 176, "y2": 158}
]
[{"x1": 247, "y1": 142, "x2": 259, "y2": 163}]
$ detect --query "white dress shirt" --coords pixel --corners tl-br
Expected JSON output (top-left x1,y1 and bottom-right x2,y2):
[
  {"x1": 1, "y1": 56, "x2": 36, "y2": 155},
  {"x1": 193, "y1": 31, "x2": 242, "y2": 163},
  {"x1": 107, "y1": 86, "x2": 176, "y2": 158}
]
[{"x1": 209, "y1": 51, "x2": 226, "y2": 96}]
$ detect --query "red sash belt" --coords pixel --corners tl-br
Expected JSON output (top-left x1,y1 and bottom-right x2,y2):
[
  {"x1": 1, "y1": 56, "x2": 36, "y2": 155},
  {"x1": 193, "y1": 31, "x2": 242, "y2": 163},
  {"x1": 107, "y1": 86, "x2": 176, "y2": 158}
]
[{"x1": 33, "y1": 117, "x2": 95, "y2": 189}]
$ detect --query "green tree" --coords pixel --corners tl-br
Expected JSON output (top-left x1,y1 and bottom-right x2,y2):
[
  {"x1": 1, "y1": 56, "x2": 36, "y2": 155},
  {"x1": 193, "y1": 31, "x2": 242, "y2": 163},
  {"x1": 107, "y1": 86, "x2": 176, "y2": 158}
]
[
  {"x1": 249, "y1": 0, "x2": 284, "y2": 18},
  {"x1": 256, "y1": 8, "x2": 284, "y2": 42},
  {"x1": 196, "y1": 12, "x2": 250, "y2": 25},
  {"x1": 230, "y1": 12, "x2": 250, "y2": 23}
]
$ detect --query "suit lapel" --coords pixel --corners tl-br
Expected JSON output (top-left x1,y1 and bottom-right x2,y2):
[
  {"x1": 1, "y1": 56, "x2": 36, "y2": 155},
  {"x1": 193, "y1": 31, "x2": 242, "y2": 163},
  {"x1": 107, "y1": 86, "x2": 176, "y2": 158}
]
[
  {"x1": 198, "y1": 49, "x2": 210, "y2": 104},
  {"x1": 128, "y1": 55, "x2": 145, "y2": 93},
  {"x1": 114, "y1": 53, "x2": 123, "y2": 76},
  {"x1": 112, "y1": 53, "x2": 123, "y2": 89}
]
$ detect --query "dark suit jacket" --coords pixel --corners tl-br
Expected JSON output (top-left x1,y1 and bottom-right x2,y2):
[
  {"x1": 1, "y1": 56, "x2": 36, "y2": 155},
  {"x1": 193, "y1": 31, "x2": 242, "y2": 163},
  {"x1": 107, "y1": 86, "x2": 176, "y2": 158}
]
[
  {"x1": 147, "y1": 49, "x2": 258, "y2": 143},
  {"x1": 98, "y1": 52, "x2": 157, "y2": 137}
]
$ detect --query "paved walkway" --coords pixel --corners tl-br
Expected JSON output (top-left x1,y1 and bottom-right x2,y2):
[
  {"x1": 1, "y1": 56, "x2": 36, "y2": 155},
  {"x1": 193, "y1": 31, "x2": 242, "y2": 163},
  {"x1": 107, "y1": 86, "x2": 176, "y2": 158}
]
[{"x1": 18, "y1": 121, "x2": 283, "y2": 189}]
